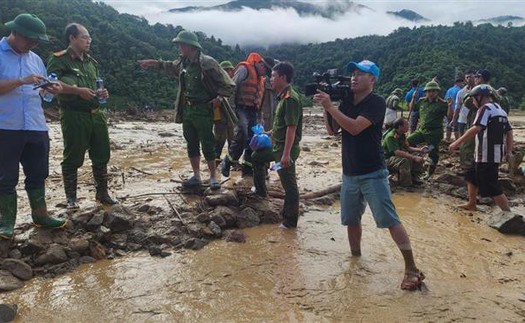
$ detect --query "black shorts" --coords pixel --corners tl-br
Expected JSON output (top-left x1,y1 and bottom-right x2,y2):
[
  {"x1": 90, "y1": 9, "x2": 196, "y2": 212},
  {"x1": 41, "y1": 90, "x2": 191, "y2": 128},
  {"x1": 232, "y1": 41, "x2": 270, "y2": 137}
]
[{"x1": 465, "y1": 163, "x2": 502, "y2": 198}]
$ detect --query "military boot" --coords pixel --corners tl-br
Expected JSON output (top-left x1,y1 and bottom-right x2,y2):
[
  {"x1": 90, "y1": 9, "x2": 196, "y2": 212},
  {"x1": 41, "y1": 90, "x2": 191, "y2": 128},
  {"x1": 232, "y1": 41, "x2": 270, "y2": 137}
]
[
  {"x1": 241, "y1": 161, "x2": 253, "y2": 177},
  {"x1": 0, "y1": 193, "x2": 17, "y2": 239},
  {"x1": 27, "y1": 188, "x2": 67, "y2": 228},
  {"x1": 93, "y1": 165, "x2": 117, "y2": 205},
  {"x1": 63, "y1": 167, "x2": 79, "y2": 210}
]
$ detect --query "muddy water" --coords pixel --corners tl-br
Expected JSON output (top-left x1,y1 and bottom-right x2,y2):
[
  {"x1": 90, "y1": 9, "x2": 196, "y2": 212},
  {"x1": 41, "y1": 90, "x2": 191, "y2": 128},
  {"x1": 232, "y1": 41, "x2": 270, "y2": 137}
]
[{"x1": 4, "y1": 119, "x2": 525, "y2": 322}]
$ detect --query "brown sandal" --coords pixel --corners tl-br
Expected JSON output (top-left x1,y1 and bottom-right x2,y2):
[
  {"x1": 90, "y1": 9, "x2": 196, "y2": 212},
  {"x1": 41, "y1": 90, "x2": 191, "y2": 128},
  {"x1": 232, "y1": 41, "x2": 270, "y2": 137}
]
[{"x1": 401, "y1": 270, "x2": 425, "y2": 291}]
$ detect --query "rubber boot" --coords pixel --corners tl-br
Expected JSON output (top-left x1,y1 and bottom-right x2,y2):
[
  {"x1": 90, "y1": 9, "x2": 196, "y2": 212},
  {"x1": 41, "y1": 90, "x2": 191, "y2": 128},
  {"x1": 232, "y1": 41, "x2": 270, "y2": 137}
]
[
  {"x1": 423, "y1": 163, "x2": 437, "y2": 180},
  {"x1": 62, "y1": 167, "x2": 79, "y2": 210},
  {"x1": 92, "y1": 165, "x2": 117, "y2": 205},
  {"x1": 26, "y1": 188, "x2": 66, "y2": 228},
  {"x1": 0, "y1": 193, "x2": 17, "y2": 239}
]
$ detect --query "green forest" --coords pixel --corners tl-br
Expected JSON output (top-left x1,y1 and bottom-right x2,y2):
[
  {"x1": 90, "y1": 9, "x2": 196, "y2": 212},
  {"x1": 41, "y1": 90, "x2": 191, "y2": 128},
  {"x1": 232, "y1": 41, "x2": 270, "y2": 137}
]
[{"x1": 2, "y1": 0, "x2": 525, "y2": 109}]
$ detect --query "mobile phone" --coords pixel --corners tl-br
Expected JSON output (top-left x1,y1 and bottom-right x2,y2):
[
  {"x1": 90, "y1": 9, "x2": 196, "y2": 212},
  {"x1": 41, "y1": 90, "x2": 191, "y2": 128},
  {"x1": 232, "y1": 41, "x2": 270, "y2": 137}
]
[{"x1": 33, "y1": 79, "x2": 58, "y2": 90}]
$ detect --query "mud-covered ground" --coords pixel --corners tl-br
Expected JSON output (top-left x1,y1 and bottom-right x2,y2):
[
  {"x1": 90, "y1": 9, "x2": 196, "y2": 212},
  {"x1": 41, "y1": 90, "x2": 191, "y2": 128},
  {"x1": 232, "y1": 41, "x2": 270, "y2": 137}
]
[{"x1": 1, "y1": 108, "x2": 524, "y2": 322}]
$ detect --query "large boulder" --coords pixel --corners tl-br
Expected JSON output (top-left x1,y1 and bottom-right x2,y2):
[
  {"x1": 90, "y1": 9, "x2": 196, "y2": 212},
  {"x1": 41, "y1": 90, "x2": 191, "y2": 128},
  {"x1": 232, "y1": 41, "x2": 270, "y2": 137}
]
[
  {"x1": 487, "y1": 211, "x2": 525, "y2": 235},
  {"x1": 209, "y1": 206, "x2": 237, "y2": 228},
  {"x1": 103, "y1": 205, "x2": 135, "y2": 232}
]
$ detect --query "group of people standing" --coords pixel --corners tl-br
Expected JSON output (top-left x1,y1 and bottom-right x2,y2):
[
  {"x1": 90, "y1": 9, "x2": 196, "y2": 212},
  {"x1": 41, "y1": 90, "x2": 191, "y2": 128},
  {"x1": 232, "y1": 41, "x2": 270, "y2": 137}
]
[
  {"x1": 382, "y1": 69, "x2": 514, "y2": 213},
  {"x1": 0, "y1": 14, "x2": 116, "y2": 239},
  {"x1": 1, "y1": 12, "x2": 515, "y2": 293}
]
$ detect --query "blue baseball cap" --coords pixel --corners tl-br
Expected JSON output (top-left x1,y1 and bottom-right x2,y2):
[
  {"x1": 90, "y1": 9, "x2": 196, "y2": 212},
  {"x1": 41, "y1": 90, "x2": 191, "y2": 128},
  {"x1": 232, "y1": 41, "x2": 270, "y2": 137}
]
[{"x1": 346, "y1": 60, "x2": 380, "y2": 81}]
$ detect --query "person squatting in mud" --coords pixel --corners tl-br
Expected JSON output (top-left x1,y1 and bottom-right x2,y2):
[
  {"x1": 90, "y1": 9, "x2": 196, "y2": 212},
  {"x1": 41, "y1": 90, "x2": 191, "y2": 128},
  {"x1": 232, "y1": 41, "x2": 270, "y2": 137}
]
[{"x1": 314, "y1": 60, "x2": 425, "y2": 291}]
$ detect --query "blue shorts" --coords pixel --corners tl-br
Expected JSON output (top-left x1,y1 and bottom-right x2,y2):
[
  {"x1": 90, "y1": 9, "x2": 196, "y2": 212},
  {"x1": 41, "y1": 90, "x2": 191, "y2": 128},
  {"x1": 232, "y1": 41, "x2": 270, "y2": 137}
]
[{"x1": 340, "y1": 168, "x2": 401, "y2": 228}]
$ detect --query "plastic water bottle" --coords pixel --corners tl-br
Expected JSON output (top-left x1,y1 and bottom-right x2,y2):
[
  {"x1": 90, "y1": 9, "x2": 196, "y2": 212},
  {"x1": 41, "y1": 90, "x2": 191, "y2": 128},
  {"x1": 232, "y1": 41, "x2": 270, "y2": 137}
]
[
  {"x1": 96, "y1": 77, "x2": 107, "y2": 104},
  {"x1": 42, "y1": 73, "x2": 58, "y2": 103},
  {"x1": 421, "y1": 144, "x2": 434, "y2": 154},
  {"x1": 270, "y1": 162, "x2": 282, "y2": 171}
]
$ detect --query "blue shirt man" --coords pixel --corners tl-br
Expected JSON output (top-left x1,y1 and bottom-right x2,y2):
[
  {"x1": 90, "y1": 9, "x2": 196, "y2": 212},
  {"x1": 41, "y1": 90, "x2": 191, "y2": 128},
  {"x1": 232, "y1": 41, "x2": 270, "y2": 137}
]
[
  {"x1": 444, "y1": 79, "x2": 464, "y2": 140},
  {"x1": 0, "y1": 37, "x2": 48, "y2": 131},
  {"x1": 0, "y1": 13, "x2": 66, "y2": 239}
]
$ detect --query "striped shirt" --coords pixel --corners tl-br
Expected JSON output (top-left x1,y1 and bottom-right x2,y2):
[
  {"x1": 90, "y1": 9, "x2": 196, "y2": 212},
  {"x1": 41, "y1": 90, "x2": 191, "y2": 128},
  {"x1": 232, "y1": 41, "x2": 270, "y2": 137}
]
[{"x1": 473, "y1": 102, "x2": 511, "y2": 163}]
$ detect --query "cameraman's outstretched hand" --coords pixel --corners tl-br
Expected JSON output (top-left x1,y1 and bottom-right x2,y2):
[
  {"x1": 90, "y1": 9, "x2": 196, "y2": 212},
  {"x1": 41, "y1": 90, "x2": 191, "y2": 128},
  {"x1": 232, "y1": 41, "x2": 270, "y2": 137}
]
[{"x1": 313, "y1": 90, "x2": 333, "y2": 110}]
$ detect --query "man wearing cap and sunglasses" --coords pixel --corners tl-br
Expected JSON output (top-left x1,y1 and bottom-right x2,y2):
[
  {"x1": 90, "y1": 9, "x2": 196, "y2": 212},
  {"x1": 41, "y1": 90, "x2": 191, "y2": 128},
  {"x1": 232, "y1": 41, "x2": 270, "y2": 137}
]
[
  {"x1": 0, "y1": 13, "x2": 67, "y2": 239},
  {"x1": 138, "y1": 30, "x2": 235, "y2": 190},
  {"x1": 314, "y1": 60, "x2": 425, "y2": 291}
]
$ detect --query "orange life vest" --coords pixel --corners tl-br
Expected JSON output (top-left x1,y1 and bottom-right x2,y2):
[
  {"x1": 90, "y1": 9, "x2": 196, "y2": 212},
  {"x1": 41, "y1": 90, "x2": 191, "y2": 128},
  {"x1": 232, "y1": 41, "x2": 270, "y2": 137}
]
[{"x1": 235, "y1": 62, "x2": 265, "y2": 108}]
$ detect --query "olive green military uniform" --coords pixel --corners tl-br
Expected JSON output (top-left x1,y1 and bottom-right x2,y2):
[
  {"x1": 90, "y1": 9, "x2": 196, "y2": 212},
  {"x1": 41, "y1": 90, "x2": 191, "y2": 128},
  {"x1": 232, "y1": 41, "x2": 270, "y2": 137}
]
[
  {"x1": 407, "y1": 97, "x2": 448, "y2": 165},
  {"x1": 47, "y1": 47, "x2": 114, "y2": 206},
  {"x1": 382, "y1": 129, "x2": 423, "y2": 186},
  {"x1": 459, "y1": 96, "x2": 477, "y2": 171},
  {"x1": 158, "y1": 53, "x2": 235, "y2": 161},
  {"x1": 252, "y1": 86, "x2": 302, "y2": 227}
]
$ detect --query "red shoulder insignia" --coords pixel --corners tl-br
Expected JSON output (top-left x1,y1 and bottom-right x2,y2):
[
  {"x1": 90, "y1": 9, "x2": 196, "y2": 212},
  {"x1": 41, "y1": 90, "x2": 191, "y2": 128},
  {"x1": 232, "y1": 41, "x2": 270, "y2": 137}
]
[{"x1": 53, "y1": 50, "x2": 67, "y2": 57}]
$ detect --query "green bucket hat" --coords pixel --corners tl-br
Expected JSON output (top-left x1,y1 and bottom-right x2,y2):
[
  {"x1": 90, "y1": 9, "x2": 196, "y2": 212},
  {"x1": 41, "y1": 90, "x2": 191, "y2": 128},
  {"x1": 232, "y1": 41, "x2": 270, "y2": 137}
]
[
  {"x1": 172, "y1": 30, "x2": 201, "y2": 49},
  {"x1": 5, "y1": 13, "x2": 49, "y2": 42},
  {"x1": 220, "y1": 60, "x2": 234, "y2": 70},
  {"x1": 424, "y1": 80, "x2": 441, "y2": 92}
]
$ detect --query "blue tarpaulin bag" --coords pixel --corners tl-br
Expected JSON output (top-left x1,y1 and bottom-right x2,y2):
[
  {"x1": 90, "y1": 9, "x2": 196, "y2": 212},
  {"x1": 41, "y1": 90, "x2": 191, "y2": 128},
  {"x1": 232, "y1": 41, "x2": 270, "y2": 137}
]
[{"x1": 249, "y1": 124, "x2": 272, "y2": 151}]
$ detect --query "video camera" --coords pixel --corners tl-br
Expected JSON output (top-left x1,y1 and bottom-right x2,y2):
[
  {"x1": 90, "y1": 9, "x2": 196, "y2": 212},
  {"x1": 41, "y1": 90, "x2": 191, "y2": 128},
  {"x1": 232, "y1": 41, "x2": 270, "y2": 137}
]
[{"x1": 304, "y1": 69, "x2": 352, "y2": 101}]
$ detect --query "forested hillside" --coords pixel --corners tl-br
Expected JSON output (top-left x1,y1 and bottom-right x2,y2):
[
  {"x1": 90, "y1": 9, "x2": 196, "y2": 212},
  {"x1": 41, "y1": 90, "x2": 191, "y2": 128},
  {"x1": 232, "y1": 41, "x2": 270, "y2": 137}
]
[
  {"x1": 265, "y1": 22, "x2": 525, "y2": 107},
  {"x1": 2, "y1": 0, "x2": 524, "y2": 109}
]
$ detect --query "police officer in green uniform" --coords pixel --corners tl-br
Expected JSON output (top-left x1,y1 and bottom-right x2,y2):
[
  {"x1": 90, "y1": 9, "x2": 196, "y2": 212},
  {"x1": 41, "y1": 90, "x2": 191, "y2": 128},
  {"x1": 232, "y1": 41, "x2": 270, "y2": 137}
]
[
  {"x1": 382, "y1": 118, "x2": 425, "y2": 186},
  {"x1": 47, "y1": 23, "x2": 116, "y2": 209},
  {"x1": 407, "y1": 80, "x2": 451, "y2": 178},
  {"x1": 138, "y1": 31, "x2": 235, "y2": 190},
  {"x1": 252, "y1": 62, "x2": 302, "y2": 229}
]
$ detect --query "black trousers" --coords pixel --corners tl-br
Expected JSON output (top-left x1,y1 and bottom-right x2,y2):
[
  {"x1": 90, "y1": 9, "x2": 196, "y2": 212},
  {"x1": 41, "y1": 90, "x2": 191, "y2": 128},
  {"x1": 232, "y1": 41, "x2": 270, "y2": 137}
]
[{"x1": 0, "y1": 130, "x2": 49, "y2": 195}]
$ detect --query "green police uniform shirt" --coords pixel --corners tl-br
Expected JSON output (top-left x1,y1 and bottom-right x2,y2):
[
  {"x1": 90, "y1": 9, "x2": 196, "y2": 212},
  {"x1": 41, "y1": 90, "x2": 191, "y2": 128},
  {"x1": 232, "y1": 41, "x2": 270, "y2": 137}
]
[
  {"x1": 382, "y1": 129, "x2": 409, "y2": 159},
  {"x1": 272, "y1": 86, "x2": 303, "y2": 145},
  {"x1": 183, "y1": 61, "x2": 213, "y2": 104},
  {"x1": 47, "y1": 47, "x2": 99, "y2": 108},
  {"x1": 415, "y1": 97, "x2": 448, "y2": 133}
]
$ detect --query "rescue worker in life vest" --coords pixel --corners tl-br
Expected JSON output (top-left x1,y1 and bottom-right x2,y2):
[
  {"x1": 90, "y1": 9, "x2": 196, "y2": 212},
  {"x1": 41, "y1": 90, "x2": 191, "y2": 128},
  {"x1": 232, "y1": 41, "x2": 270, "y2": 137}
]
[{"x1": 222, "y1": 52, "x2": 267, "y2": 178}]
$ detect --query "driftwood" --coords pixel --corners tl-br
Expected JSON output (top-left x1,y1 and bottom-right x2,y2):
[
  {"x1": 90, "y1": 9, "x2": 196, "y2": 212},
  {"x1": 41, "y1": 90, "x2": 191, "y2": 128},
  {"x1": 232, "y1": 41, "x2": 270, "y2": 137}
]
[
  {"x1": 130, "y1": 166, "x2": 154, "y2": 175},
  {"x1": 244, "y1": 183, "x2": 342, "y2": 200}
]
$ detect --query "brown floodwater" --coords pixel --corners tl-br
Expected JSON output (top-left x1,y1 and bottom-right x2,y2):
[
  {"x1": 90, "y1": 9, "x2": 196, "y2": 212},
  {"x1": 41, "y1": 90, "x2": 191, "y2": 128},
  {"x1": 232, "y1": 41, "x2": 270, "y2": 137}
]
[
  {"x1": 3, "y1": 120, "x2": 525, "y2": 322},
  {"x1": 3, "y1": 195, "x2": 525, "y2": 322}
]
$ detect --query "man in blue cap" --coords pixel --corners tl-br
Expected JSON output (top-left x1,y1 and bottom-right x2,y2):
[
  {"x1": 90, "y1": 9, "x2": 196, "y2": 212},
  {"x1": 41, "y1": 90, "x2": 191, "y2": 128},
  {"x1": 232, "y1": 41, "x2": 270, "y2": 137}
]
[
  {"x1": 314, "y1": 60, "x2": 425, "y2": 291},
  {"x1": 0, "y1": 13, "x2": 67, "y2": 239}
]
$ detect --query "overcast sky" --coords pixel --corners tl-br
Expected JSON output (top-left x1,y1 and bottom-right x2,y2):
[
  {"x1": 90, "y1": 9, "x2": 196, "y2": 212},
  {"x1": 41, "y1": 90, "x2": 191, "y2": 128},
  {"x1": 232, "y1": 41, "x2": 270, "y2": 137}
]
[{"x1": 100, "y1": 0, "x2": 525, "y2": 46}]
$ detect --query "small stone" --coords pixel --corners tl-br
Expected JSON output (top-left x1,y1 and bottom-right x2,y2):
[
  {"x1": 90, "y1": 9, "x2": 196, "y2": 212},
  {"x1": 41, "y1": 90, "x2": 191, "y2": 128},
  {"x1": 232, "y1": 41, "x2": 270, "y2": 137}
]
[
  {"x1": 225, "y1": 230, "x2": 247, "y2": 243},
  {"x1": 89, "y1": 241, "x2": 106, "y2": 260},
  {"x1": 0, "y1": 270, "x2": 23, "y2": 291},
  {"x1": 183, "y1": 238, "x2": 207, "y2": 250},
  {"x1": 160, "y1": 251, "x2": 172, "y2": 258},
  {"x1": 205, "y1": 191, "x2": 238, "y2": 206},
  {"x1": 69, "y1": 238, "x2": 90, "y2": 253},
  {"x1": 237, "y1": 207, "x2": 260, "y2": 228},
  {"x1": 196, "y1": 212, "x2": 210, "y2": 223},
  {"x1": 87, "y1": 211, "x2": 105, "y2": 229},
  {"x1": 1, "y1": 259, "x2": 33, "y2": 281},
  {"x1": 210, "y1": 214, "x2": 227, "y2": 228},
  {"x1": 19, "y1": 239, "x2": 46, "y2": 255},
  {"x1": 208, "y1": 221, "x2": 222, "y2": 238},
  {"x1": 0, "y1": 304, "x2": 18, "y2": 322},
  {"x1": 109, "y1": 234, "x2": 128, "y2": 249},
  {"x1": 148, "y1": 246, "x2": 162, "y2": 256},
  {"x1": 103, "y1": 207, "x2": 135, "y2": 233},
  {"x1": 34, "y1": 244, "x2": 68, "y2": 266},
  {"x1": 8, "y1": 249, "x2": 22, "y2": 259},
  {"x1": 78, "y1": 256, "x2": 96, "y2": 265},
  {"x1": 71, "y1": 209, "x2": 97, "y2": 226},
  {"x1": 137, "y1": 204, "x2": 150, "y2": 213}
]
